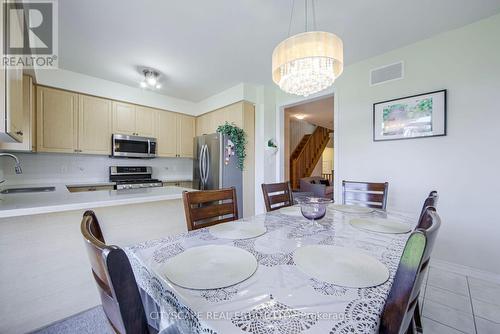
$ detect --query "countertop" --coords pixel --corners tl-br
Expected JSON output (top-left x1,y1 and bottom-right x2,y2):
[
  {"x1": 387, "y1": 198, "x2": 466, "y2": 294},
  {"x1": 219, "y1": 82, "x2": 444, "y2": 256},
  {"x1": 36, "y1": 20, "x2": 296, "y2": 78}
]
[{"x1": 0, "y1": 183, "x2": 193, "y2": 218}]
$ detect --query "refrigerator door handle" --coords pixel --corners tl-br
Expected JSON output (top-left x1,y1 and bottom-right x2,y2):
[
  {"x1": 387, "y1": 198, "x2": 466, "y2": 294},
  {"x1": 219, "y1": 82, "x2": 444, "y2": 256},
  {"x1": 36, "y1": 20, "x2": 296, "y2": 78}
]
[
  {"x1": 199, "y1": 145, "x2": 205, "y2": 188},
  {"x1": 201, "y1": 145, "x2": 207, "y2": 188},
  {"x1": 204, "y1": 144, "x2": 210, "y2": 185}
]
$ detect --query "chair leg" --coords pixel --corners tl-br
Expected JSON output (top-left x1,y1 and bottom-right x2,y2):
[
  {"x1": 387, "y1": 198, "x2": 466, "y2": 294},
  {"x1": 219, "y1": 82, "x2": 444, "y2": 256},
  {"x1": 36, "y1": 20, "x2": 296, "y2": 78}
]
[{"x1": 414, "y1": 300, "x2": 423, "y2": 333}]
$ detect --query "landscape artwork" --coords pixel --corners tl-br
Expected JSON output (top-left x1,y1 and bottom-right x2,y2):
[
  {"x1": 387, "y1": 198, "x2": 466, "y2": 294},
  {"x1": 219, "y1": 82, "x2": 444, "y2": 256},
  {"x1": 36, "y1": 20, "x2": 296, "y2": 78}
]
[{"x1": 373, "y1": 90, "x2": 446, "y2": 141}]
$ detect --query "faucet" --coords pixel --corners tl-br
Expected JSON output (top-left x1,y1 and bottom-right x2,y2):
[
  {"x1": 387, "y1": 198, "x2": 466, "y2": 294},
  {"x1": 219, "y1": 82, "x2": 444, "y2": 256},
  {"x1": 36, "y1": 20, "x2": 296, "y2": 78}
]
[{"x1": 0, "y1": 153, "x2": 23, "y2": 174}]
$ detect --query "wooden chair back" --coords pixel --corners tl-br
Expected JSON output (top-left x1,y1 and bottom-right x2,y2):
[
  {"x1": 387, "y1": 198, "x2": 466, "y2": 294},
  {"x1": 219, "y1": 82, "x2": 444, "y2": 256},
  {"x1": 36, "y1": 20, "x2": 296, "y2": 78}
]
[
  {"x1": 182, "y1": 187, "x2": 239, "y2": 231},
  {"x1": 261, "y1": 182, "x2": 294, "y2": 212},
  {"x1": 380, "y1": 208, "x2": 441, "y2": 334},
  {"x1": 342, "y1": 180, "x2": 389, "y2": 210},
  {"x1": 81, "y1": 211, "x2": 150, "y2": 334},
  {"x1": 417, "y1": 191, "x2": 439, "y2": 228}
]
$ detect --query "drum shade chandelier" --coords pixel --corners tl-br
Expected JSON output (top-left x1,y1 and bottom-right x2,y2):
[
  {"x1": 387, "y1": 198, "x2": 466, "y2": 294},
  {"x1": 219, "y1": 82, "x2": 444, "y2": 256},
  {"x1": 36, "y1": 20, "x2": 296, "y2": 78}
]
[{"x1": 272, "y1": 0, "x2": 343, "y2": 97}]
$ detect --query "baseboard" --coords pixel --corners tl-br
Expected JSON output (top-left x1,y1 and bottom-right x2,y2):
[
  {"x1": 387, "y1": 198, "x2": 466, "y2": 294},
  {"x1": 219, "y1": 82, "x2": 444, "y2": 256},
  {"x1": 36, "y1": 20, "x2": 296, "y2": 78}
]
[{"x1": 430, "y1": 258, "x2": 500, "y2": 284}]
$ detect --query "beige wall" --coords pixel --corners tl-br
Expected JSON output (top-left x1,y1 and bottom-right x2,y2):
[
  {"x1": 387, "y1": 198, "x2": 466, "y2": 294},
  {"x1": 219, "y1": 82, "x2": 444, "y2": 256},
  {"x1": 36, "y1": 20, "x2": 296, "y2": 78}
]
[{"x1": 322, "y1": 148, "x2": 334, "y2": 174}]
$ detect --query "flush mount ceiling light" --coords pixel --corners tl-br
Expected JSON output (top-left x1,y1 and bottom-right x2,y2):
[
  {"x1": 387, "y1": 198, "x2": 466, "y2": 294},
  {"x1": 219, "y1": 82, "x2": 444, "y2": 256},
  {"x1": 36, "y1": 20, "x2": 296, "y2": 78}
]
[
  {"x1": 140, "y1": 69, "x2": 162, "y2": 89},
  {"x1": 272, "y1": 0, "x2": 343, "y2": 97},
  {"x1": 294, "y1": 114, "x2": 306, "y2": 120}
]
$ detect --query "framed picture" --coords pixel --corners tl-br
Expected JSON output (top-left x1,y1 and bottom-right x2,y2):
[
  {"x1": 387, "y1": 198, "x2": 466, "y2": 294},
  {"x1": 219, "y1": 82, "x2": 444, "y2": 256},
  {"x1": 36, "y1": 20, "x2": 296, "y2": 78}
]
[{"x1": 373, "y1": 90, "x2": 447, "y2": 141}]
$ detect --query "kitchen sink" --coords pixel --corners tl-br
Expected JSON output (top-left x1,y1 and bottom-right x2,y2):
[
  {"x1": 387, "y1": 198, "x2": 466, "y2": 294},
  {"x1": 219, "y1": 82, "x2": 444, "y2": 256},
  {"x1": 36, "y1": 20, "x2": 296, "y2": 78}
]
[{"x1": 0, "y1": 186, "x2": 56, "y2": 194}]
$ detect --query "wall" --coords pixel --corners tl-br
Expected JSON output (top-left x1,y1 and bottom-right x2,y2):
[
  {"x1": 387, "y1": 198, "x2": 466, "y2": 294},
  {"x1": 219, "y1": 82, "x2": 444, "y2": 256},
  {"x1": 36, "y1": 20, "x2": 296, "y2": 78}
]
[
  {"x1": 34, "y1": 69, "x2": 198, "y2": 115},
  {"x1": 334, "y1": 14, "x2": 500, "y2": 274},
  {"x1": 322, "y1": 148, "x2": 333, "y2": 174},
  {"x1": 2, "y1": 152, "x2": 193, "y2": 185}
]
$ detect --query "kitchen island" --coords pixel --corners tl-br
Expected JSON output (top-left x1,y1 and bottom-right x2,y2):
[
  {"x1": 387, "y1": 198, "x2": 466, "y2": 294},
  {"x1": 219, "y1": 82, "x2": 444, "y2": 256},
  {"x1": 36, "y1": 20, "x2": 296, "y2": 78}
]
[{"x1": 0, "y1": 184, "x2": 192, "y2": 333}]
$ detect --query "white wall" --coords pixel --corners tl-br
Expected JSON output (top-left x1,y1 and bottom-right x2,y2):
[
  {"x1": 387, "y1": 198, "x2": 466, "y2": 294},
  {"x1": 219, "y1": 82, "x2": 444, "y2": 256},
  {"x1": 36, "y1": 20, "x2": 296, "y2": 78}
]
[
  {"x1": 34, "y1": 69, "x2": 198, "y2": 115},
  {"x1": 334, "y1": 14, "x2": 500, "y2": 274},
  {"x1": 2, "y1": 152, "x2": 193, "y2": 185}
]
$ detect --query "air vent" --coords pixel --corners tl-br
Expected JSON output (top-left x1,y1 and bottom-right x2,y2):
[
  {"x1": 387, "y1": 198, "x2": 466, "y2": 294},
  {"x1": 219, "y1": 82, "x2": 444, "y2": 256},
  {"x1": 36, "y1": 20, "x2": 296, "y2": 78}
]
[{"x1": 370, "y1": 61, "x2": 404, "y2": 86}]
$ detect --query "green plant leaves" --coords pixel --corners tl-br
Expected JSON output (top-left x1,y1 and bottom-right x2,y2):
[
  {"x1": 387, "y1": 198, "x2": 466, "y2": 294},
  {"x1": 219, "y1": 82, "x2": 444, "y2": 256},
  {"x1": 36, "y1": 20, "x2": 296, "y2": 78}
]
[{"x1": 216, "y1": 122, "x2": 247, "y2": 170}]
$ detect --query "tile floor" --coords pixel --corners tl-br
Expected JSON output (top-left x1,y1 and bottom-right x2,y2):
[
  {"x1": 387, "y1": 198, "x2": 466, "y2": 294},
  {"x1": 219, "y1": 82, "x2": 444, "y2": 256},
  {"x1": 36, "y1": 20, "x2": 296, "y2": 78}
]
[
  {"x1": 420, "y1": 266, "x2": 500, "y2": 334},
  {"x1": 31, "y1": 265, "x2": 500, "y2": 334}
]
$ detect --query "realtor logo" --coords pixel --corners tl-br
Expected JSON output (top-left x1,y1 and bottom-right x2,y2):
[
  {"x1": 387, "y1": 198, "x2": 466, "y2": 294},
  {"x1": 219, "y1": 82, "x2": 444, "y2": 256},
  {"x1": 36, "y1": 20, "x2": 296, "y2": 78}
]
[{"x1": 2, "y1": 0, "x2": 58, "y2": 68}]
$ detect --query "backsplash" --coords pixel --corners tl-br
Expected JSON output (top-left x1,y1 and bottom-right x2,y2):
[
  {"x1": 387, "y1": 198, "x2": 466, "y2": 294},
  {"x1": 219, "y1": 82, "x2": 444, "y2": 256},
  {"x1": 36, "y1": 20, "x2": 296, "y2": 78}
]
[{"x1": 0, "y1": 152, "x2": 193, "y2": 185}]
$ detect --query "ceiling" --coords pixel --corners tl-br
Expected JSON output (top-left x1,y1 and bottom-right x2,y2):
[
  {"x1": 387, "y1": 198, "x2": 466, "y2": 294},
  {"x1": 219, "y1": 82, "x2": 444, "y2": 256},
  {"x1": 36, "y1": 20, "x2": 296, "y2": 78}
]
[
  {"x1": 285, "y1": 96, "x2": 334, "y2": 130},
  {"x1": 59, "y1": 0, "x2": 500, "y2": 102}
]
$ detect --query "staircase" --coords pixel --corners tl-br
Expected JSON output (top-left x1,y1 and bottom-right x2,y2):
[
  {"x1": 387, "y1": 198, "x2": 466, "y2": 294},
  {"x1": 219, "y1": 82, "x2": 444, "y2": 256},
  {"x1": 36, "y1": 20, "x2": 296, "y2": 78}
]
[{"x1": 290, "y1": 126, "x2": 331, "y2": 190}]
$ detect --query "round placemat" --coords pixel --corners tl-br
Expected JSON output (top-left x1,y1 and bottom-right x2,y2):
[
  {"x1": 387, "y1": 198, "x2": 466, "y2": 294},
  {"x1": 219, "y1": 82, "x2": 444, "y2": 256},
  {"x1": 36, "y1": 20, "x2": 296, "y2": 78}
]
[
  {"x1": 161, "y1": 245, "x2": 257, "y2": 290},
  {"x1": 350, "y1": 218, "x2": 411, "y2": 234},
  {"x1": 294, "y1": 245, "x2": 389, "y2": 288},
  {"x1": 330, "y1": 204, "x2": 375, "y2": 214},
  {"x1": 210, "y1": 222, "x2": 267, "y2": 239}
]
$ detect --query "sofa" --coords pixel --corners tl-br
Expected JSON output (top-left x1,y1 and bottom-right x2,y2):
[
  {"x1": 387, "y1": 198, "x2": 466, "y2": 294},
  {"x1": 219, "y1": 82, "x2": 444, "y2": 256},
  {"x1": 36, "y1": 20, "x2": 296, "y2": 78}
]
[{"x1": 299, "y1": 176, "x2": 334, "y2": 199}]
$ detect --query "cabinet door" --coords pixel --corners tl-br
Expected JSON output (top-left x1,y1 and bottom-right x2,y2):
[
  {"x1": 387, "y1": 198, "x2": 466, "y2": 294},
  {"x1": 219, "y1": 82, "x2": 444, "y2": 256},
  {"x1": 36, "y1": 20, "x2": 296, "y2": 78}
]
[
  {"x1": 135, "y1": 106, "x2": 156, "y2": 137},
  {"x1": 37, "y1": 87, "x2": 78, "y2": 153},
  {"x1": 78, "y1": 95, "x2": 112, "y2": 154},
  {"x1": 157, "y1": 111, "x2": 177, "y2": 157},
  {"x1": 0, "y1": 75, "x2": 34, "y2": 151},
  {"x1": 112, "y1": 102, "x2": 136, "y2": 135},
  {"x1": 2, "y1": 7, "x2": 23, "y2": 142},
  {"x1": 5, "y1": 68, "x2": 23, "y2": 142},
  {"x1": 177, "y1": 114, "x2": 195, "y2": 157}
]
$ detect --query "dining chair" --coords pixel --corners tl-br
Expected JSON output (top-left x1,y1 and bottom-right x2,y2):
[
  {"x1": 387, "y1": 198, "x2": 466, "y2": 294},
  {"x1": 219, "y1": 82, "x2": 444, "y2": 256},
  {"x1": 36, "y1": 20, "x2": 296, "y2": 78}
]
[
  {"x1": 261, "y1": 182, "x2": 294, "y2": 212},
  {"x1": 342, "y1": 180, "x2": 389, "y2": 210},
  {"x1": 81, "y1": 211, "x2": 179, "y2": 334},
  {"x1": 379, "y1": 207, "x2": 441, "y2": 334},
  {"x1": 417, "y1": 191, "x2": 439, "y2": 228},
  {"x1": 182, "y1": 187, "x2": 239, "y2": 231}
]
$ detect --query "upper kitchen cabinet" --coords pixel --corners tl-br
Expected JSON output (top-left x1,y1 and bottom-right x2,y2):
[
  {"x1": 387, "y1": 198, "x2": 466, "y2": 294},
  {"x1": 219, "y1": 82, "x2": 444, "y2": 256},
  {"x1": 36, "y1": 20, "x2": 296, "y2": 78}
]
[
  {"x1": 0, "y1": 75, "x2": 35, "y2": 151},
  {"x1": 78, "y1": 95, "x2": 112, "y2": 154},
  {"x1": 157, "y1": 111, "x2": 195, "y2": 158},
  {"x1": 37, "y1": 86, "x2": 78, "y2": 153},
  {"x1": 112, "y1": 102, "x2": 156, "y2": 137},
  {"x1": 177, "y1": 114, "x2": 195, "y2": 157},
  {"x1": 157, "y1": 110, "x2": 177, "y2": 157},
  {"x1": 0, "y1": 6, "x2": 24, "y2": 143},
  {"x1": 112, "y1": 102, "x2": 136, "y2": 135}
]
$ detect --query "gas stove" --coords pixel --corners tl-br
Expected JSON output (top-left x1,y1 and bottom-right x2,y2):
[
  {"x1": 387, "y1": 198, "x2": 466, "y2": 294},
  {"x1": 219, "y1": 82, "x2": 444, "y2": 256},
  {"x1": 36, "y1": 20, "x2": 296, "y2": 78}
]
[{"x1": 109, "y1": 166, "x2": 163, "y2": 190}]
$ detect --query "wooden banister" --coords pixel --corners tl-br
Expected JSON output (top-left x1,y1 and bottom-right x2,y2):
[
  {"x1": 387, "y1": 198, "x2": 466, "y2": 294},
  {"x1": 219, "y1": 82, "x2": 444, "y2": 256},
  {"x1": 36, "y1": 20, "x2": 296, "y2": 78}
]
[{"x1": 290, "y1": 126, "x2": 331, "y2": 189}]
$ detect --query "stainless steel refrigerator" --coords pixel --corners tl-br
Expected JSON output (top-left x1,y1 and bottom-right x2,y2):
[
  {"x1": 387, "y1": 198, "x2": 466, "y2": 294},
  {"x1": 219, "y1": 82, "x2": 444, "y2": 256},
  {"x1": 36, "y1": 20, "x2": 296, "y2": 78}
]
[{"x1": 193, "y1": 133, "x2": 243, "y2": 217}]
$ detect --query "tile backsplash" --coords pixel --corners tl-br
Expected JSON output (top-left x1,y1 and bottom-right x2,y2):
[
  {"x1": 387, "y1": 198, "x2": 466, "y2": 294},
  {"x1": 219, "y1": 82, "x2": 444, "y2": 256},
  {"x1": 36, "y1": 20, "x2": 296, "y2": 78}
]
[{"x1": 0, "y1": 152, "x2": 193, "y2": 185}]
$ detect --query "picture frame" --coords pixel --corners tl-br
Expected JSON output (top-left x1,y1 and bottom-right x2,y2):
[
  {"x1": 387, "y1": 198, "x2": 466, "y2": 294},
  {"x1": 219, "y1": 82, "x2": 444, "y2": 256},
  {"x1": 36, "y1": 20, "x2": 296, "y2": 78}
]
[{"x1": 373, "y1": 90, "x2": 447, "y2": 142}]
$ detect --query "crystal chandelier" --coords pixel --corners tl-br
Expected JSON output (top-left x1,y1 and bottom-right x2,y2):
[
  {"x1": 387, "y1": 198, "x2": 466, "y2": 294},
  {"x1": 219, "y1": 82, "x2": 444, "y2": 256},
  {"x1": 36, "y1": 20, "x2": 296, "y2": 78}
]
[{"x1": 272, "y1": 0, "x2": 343, "y2": 97}]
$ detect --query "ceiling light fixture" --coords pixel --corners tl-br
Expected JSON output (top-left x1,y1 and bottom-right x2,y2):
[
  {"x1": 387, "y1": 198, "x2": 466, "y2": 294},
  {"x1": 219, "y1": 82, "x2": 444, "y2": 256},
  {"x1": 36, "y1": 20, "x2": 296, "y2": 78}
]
[
  {"x1": 140, "y1": 69, "x2": 161, "y2": 89},
  {"x1": 294, "y1": 114, "x2": 306, "y2": 120},
  {"x1": 272, "y1": 0, "x2": 343, "y2": 97}
]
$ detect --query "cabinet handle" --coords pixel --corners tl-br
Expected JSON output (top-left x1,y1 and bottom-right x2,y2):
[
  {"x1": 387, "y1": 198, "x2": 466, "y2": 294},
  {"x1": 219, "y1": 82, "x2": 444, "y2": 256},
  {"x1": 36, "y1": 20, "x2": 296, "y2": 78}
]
[{"x1": 16, "y1": 131, "x2": 23, "y2": 136}]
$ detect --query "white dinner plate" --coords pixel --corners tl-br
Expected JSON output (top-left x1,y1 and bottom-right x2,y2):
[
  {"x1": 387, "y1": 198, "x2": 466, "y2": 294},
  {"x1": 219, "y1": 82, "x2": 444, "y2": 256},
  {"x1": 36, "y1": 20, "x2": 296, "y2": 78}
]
[
  {"x1": 278, "y1": 206, "x2": 303, "y2": 217},
  {"x1": 350, "y1": 218, "x2": 411, "y2": 234},
  {"x1": 330, "y1": 204, "x2": 375, "y2": 214},
  {"x1": 160, "y1": 245, "x2": 257, "y2": 290},
  {"x1": 209, "y1": 222, "x2": 267, "y2": 239},
  {"x1": 294, "y1": 245, "x2": 389, "y2": 288}
]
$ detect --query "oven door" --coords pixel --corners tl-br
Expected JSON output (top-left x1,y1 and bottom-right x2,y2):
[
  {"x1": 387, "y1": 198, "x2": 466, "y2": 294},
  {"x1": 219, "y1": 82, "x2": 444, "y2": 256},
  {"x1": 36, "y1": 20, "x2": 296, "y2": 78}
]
[{"x1": 112, "y1": 134, "x2": 157, "y2": 158}]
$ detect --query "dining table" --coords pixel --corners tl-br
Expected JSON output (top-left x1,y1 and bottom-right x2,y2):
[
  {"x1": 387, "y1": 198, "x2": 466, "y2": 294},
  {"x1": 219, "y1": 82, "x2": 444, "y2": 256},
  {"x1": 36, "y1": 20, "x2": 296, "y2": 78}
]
[{"x1": 125, "y1": 204, "x2": 416, "y2": 334}]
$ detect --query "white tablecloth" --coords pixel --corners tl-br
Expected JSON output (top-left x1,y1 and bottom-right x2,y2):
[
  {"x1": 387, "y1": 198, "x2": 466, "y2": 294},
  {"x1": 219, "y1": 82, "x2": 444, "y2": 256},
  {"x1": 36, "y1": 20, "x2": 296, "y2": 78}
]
[{"x1": 125, "y1": 206, "x2": 415, "y2": 334}]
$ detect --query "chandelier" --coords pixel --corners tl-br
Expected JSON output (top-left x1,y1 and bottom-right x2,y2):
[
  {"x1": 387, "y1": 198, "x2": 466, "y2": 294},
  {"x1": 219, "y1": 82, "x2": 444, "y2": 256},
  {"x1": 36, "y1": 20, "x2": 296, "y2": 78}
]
[{"x1": 272, "y1": 0, "x2": 343, "y2": 97}]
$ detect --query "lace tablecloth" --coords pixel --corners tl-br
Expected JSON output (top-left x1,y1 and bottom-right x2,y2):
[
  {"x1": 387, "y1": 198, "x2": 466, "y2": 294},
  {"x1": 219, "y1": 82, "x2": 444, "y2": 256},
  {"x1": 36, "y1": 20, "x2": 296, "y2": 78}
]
[{"x1": 125, "y1": 206, "x2": 415, "y2": 334}]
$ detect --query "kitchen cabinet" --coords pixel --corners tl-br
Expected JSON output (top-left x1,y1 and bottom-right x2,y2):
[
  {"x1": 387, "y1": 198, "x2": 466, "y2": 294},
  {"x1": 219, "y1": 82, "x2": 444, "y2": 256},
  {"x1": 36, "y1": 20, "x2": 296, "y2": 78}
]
[
  {"x1": 112, "y1": 102, "x2": 135, "y2": 135},
  {"x1": 78, "y1": 95, "x2": 112, "y2": 154},
  {"x1": 0, "y1": 6, "x2": 24, "y2": 143},
  {"x1": 37, "y1": 86, "x2": 78, "y2": 153},
  {"x1": 157, "y1": 110, "x2": 177, "y2": 157},
  {"x1": 157, "y1": 111, "x2": 195, "y2": 158},
  {"x1": 112, "y1": 102, "x2": 156, "y2": 137},
  {"x1": 177, "y1": 114, "x2": 195, "y2": 157},
  {"x1": 0, "y1": 75, "x2": 35, "y2": 151},
  {"x1": 135, "y1": 106, "x2": 156, "y2": 137},
  {"x1": 163, "y1": 180, "x2": 193, "y2": 188}
]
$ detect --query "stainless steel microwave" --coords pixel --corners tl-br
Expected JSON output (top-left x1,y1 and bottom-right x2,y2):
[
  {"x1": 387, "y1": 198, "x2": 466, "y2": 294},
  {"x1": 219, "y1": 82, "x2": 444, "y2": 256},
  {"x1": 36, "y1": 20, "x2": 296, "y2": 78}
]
[{"x1": 111, "y1": 134, "x2": 157, "y2": 158}]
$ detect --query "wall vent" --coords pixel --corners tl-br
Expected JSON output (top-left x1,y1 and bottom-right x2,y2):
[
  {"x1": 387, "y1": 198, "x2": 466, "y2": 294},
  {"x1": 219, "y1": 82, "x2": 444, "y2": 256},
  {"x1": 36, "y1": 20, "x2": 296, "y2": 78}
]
[{"x1": 370, "y1": 61, "x2": 404, "y2": 86}]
